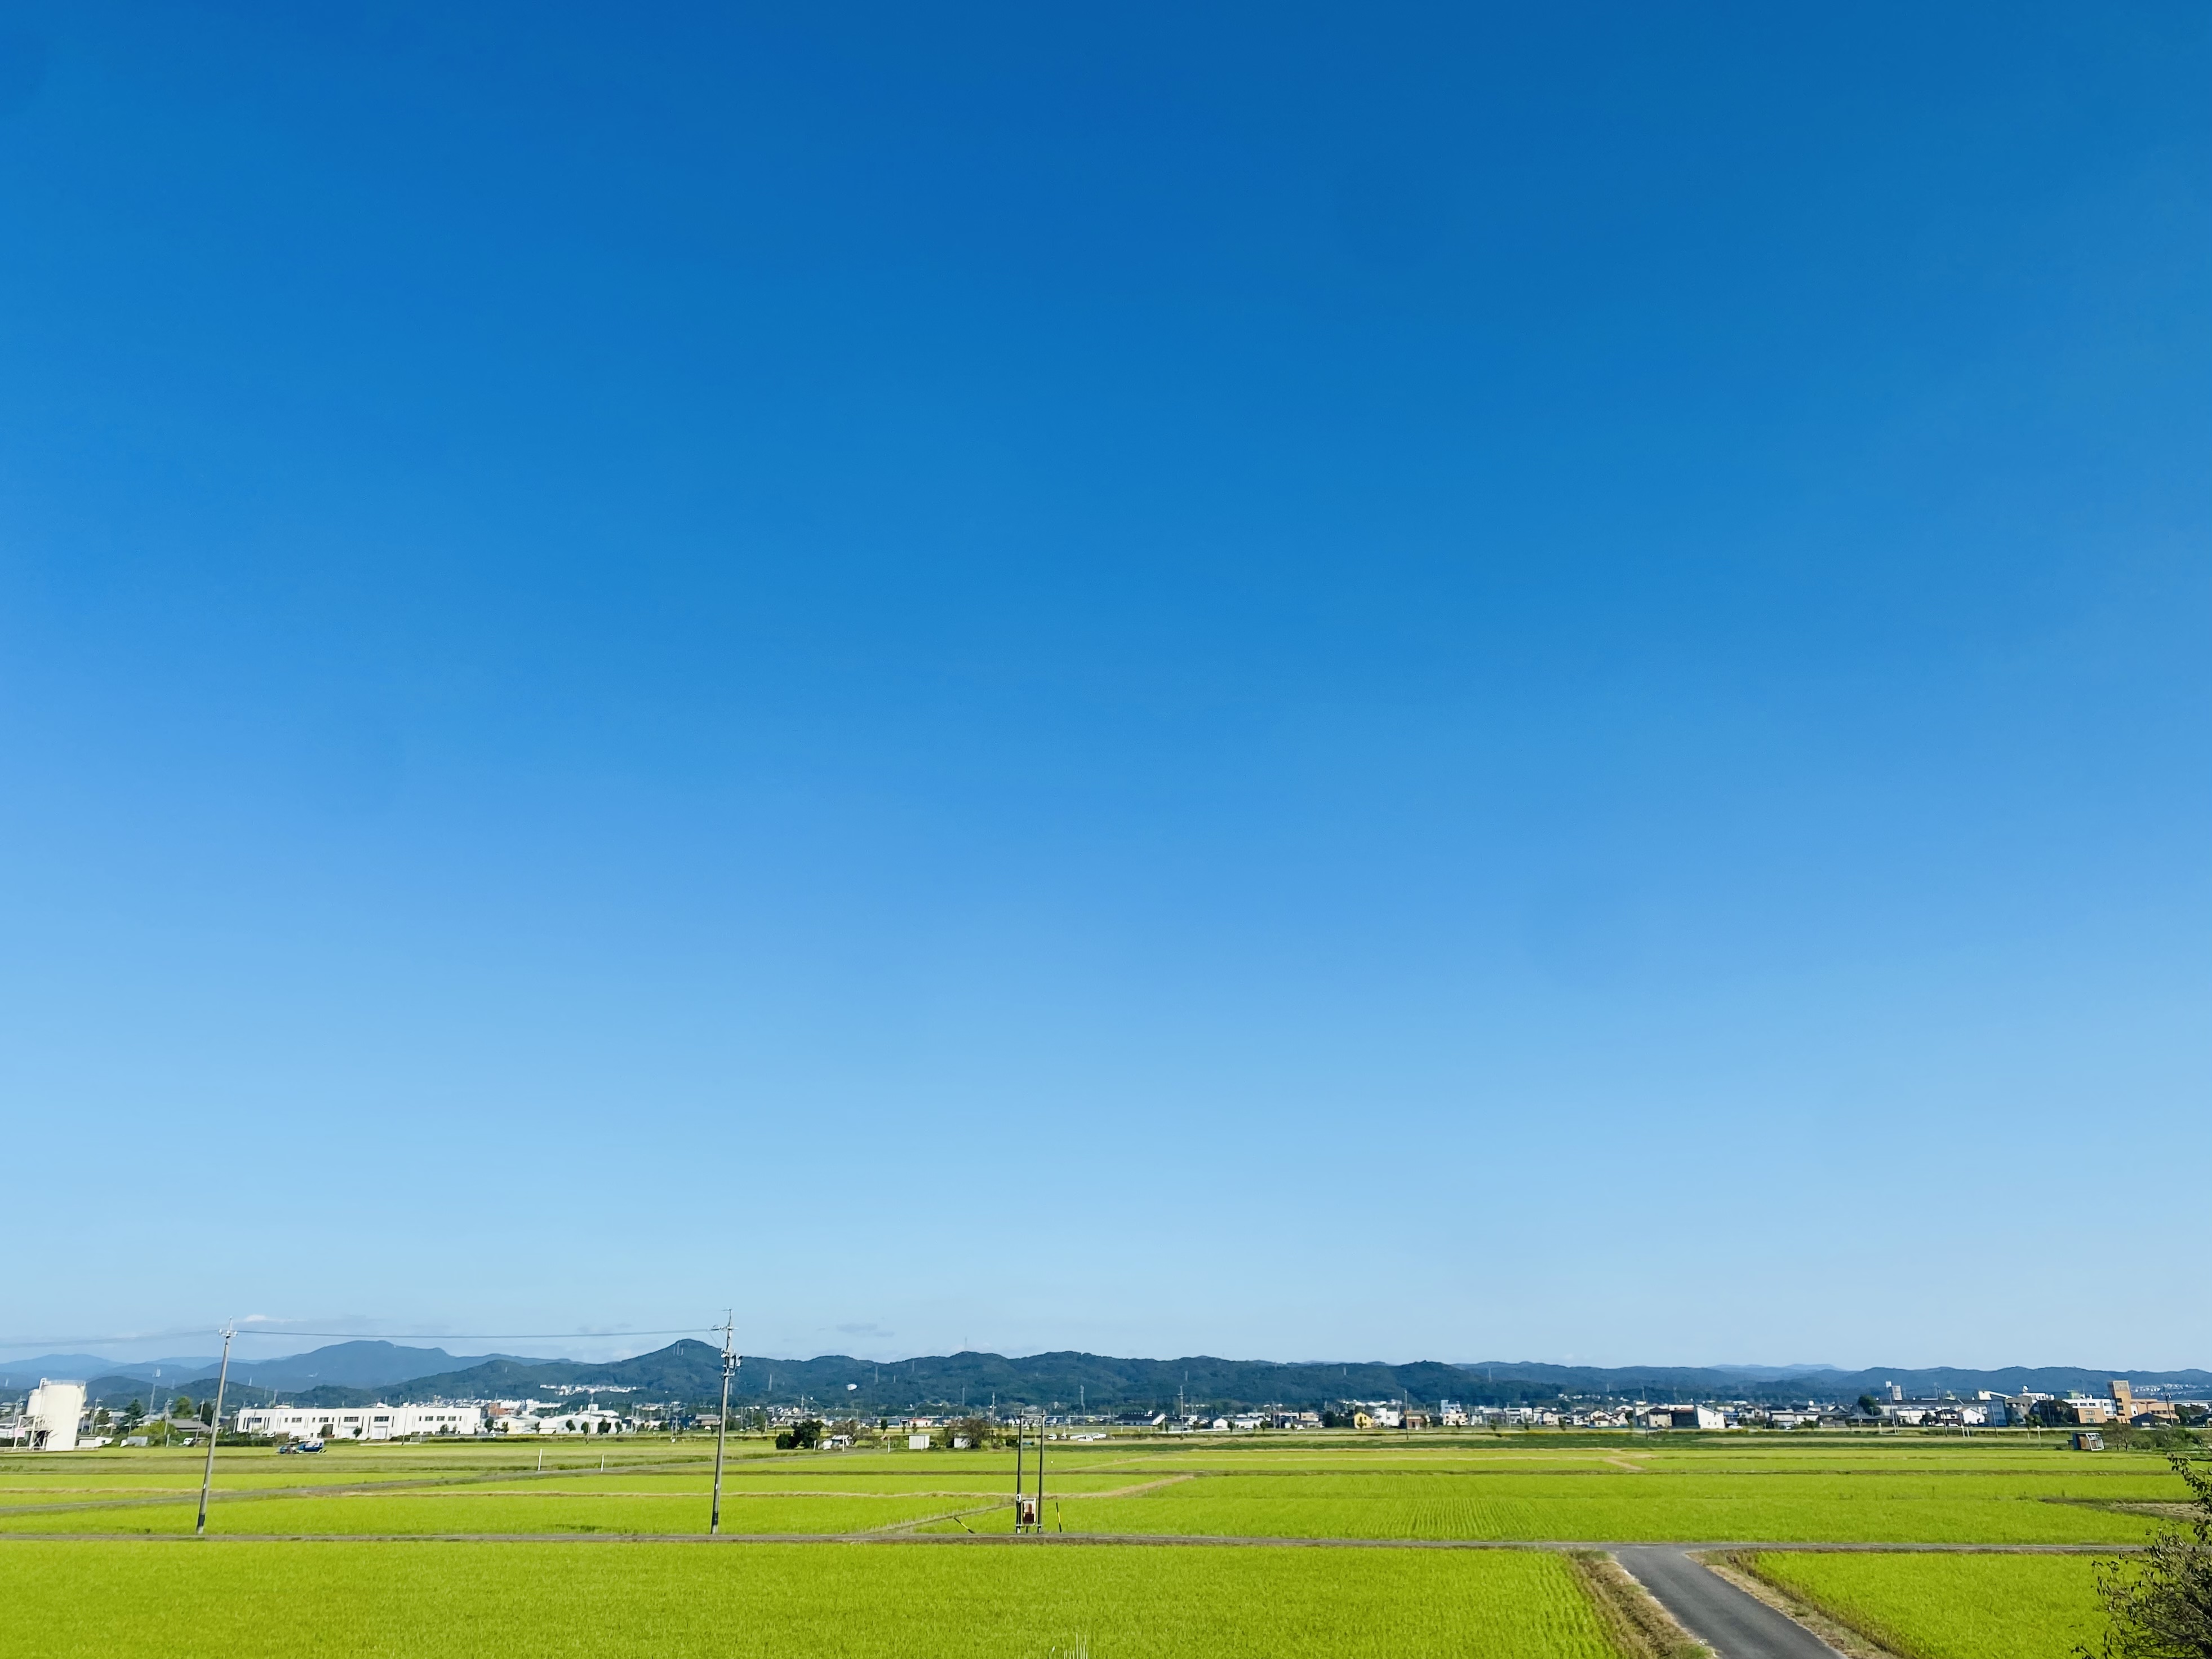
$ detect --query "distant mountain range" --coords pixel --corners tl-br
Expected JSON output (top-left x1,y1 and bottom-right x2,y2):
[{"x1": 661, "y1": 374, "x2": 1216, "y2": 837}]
[
  {"x1": 231, "y1": 1342, "x2": 526, "y2": 1391},
  {"x1": 16, "y1": 1342, "x2": 2204, "y2": 1414},
  {"x1": 0, "y1": 1355, "x2": 219, "y2": 1391},
  {"x1": 2, "y1": 1341, "x2": 514, "y2": 1404}
]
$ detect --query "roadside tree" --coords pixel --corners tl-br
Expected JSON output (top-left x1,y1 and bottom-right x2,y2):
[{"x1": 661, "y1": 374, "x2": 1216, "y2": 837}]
[{"x1": 2082, "y1": 1455, "x2": 2212, "y2": 1659}]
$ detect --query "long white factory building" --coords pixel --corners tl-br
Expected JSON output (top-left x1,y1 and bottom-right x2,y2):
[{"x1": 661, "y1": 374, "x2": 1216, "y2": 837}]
[{"x1": 234, "y1": 1403, "x2": 483, "y2": 1440}]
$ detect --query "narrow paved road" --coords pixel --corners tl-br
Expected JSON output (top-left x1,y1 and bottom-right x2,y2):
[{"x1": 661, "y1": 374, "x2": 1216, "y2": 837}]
[{"x1": 1615, "y1": 1546, "x2": 1843, "y2": 1659}]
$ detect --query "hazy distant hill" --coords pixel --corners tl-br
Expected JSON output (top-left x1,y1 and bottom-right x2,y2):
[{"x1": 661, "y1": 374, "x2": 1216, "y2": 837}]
[
  {"x1": 148, "y1": 1344, "x2": 2212, "y2": 1415},
  {"x1": 1, "y1": 1354, "x2": 217, "y2": 1390},
  {"x1": 224, "y1": 1341, "x2": 517, "y2": 1392},
  {"x1": 38, "y1": 1341, "x2": 505, "y2": 1408}
]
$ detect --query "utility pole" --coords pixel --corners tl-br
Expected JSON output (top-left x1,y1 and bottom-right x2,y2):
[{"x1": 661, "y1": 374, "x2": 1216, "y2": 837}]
[
  {"x1": 710, "y1": 1311, "x2": 737, "y2": 1538},
  {"x1": 1013, "y1": 1410, "x2": 1049, "y2": 1533},
  {"x1": 194, "y1": 1323, "x2": 235, "y2": 1538}
]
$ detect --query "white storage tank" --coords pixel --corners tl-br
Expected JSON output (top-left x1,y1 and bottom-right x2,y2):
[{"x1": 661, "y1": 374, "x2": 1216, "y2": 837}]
[{"x1": 26, "y1": 1379, "x2": 87, "y2": 1452}]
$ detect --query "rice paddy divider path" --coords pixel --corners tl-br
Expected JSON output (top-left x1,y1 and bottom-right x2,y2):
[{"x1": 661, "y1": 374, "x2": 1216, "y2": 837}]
[
  {"x1": 1073, "y1": 1474, "x2": 1199, "y2": 1500},
  {"x1": 869, "y1": 1502, "x2": 1015, "y2": 1534},
  {"x1": 859, "y1": 1474, "x2": 1201, "y2": 1536},
  {"x1": 0, "y1": 1457, "x2": 1200, "y2": 1523}
]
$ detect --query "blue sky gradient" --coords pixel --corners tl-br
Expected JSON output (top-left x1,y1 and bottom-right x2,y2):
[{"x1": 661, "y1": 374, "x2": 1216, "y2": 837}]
[{"x1": 2, "y1": 1, "x2": 2207, "y2": 1368}]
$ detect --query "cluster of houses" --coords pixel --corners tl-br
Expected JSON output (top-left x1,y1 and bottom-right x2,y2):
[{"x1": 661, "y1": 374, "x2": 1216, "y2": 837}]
[
  {"x1": 1774, "y1": 1379, "x2": 2200, "y2": 1432},
  {"x1": 1959, "y1": 1379, "x2": 2195, "y2": 1430},
  {"x1": 1150, "y1": 1409, "x2": 1320, "y2": 1432},
  {"x1": 1194, "y1": 1379, "x2": 2207, "y2": 1435},
  {"x1": 1526, "y1": 1379, "x2": 2202, "y2": 1433},
  {"x1": 1329, "y1": 1399, "x2": 1726, "y2": 1431}
]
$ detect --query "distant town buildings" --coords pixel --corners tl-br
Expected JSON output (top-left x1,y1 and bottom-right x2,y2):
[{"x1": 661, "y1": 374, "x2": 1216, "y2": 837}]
[{"x1": 15, "y1": 1361, "x2": 2206, "y2": 1451}]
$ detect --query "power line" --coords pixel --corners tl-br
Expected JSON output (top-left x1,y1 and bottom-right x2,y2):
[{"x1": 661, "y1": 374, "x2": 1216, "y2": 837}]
[
  {"x1": 233, "y1": 1329, "x2": 716, "y2": 1341},
  {"x1": 1, "y1": 1327, "x2": 715, "y2": 1349}
]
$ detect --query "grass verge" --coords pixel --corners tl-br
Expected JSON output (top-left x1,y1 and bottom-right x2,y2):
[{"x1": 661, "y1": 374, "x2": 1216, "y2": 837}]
[
  {"x1": 1565, "y1": 1550, "x2": 1707, "y2": 1658},
  {"x1": 1704, "y1": 1552, "x2": 1901, "y2": 1658}
]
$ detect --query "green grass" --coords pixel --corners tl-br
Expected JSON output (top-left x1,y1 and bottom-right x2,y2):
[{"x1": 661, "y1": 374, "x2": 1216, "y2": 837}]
[
  {"x1": 1747, "y1": 1551, "x2": 2109, "y2": 1659},
  {"x1": 0, "y1": 1540, "x2": 1620, "y2": 1658}
]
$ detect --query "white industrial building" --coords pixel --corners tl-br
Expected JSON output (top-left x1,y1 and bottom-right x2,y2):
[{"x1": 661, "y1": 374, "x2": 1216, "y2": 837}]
[
  {"x1": 21, "y1": 1379, "x2": 87, "y2": 1451},
  {"x1": 491, "y1": 1407, "x2": 630, "y2": 1436},
  {"x1": 234, "y1": 1403, "x2": 484, "y2": 1440}
]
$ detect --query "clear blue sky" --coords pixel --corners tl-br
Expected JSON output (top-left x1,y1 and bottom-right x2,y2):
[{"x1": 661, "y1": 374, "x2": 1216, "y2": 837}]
[{"x1": 2, "y1": 2, "x2": 2206, "y2": 1371}]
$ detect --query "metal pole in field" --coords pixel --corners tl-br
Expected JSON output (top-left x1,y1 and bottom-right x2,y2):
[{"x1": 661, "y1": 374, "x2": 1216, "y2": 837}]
[
  {"x1": 710, "y1": 1311, "x2": 736, "y2": 1537},
  {"x1": 1036, "y1": 1409, "x2": 1045, "y2": 1514},
  {"x1": 1014, "y1": 1414, "x2": 1025, "y2": 1524},
  {"x1": 194, "y1": 1323, "x2": 235, "y2": 1538}
]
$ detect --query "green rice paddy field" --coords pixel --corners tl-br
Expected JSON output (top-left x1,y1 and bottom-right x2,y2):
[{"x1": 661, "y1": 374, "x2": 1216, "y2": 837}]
[
  {"x1": 1746, "y1": 1550, "x2": 2107, "y2": 1659},
  {"x1": 1, "y1": 1437, "x2": 2178, "y2": 1542},
  {"x1": 1, "y1": 1434, "x2": 2191, "y2": 1656},
  {"x1": 0, "y1": 1538, "x2": 1616, "y2": 1658}
]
